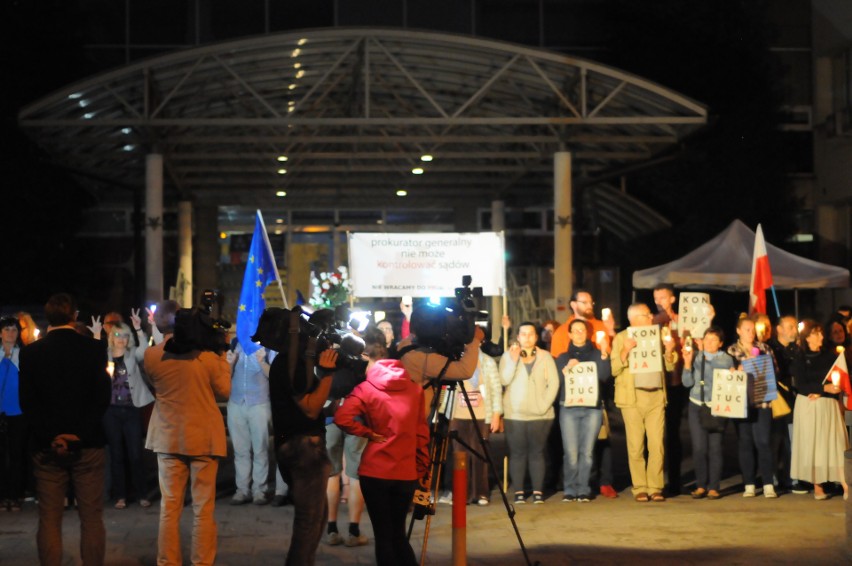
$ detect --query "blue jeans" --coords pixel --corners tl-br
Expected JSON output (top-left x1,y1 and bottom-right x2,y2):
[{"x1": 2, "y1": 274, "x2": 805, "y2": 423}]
[
  {"x1": 227, "y1": 401, "x2": 273, "y2": 497},
  {"x1": 559, "y1": 407, "x2": 602, "y2": 496},
  {"x1": 735, "y1": 406, "x2": 773, "y2": 486},
  {"x1": 687, "y1": 403, "x2": 723, "y2": 491},
  {"x1": 276, "y1": 434, "x2": 332, "y2": 566}
]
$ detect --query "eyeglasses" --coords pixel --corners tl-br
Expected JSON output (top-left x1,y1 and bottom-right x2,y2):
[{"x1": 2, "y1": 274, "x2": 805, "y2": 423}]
[
  {"x1": 576, "y1": 300, "x2": 595, "y2": 306},
  {"x1": 112, "y1": 332, "x2": 130, "y2": 338}
]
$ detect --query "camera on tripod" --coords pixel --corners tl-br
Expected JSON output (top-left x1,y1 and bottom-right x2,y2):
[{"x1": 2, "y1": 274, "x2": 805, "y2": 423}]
[
  {"x1": 166, "y1": 289, "x2": 231, "y2": 354},
  {"x1": 411, "y1": 275, "x2": 488, "y2": 361}
]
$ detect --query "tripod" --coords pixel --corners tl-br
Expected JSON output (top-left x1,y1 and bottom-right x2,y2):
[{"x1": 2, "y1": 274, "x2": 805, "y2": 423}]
[{"x1": 406, "y1": 361, "x2": 538, "y2": 566}]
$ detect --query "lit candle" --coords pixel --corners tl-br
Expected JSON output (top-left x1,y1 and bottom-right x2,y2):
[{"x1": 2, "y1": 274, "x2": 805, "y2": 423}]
[
  {"x1": 662, "y1": 326, "x2": 672, "y2": 343},
  {"x1": 33, "y1": 328, "x2": 41, "y2": 340},
  {"x1": 601, "y1": 308, "x2": 612, "y2": 321},
  {"x1": 831, "y1": 370, "x2": 841, "y2": 386},
  {"x1": 106, "y1": 361, "x2": 115, "y2": 379},
  {"x1": 797, "y1": 321, "x2": 804, "y2": 332},
  {"x1": 755, "y1": 322, "x2": 766, "y2": 340},
  {"x1": 837, "y1": 345, "x2": 846, "y2": 355},
  {"x1": 596, "y1": 330, "x2": 606, "y2": 344},
  {"x1": 684, "y1": 336, "x2": 693, "y2": 352}
]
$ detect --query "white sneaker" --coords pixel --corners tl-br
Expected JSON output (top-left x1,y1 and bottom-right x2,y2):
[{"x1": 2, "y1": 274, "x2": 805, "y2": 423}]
[
  {"x1": 742, "y1": 485, "x2": 756, "y2": 498},
  {"x1": 763, "y1": 484, "x2": 777, "y2": 498}
]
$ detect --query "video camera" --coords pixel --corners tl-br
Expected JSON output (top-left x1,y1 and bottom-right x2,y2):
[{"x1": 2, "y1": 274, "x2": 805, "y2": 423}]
[
  {"x1": 411, "y1": 275, "x2": 487, "y2": 361},
  {"x1": 165, "y1": 289, "x2": 231, "y2": 354},
  {"x1": 252, "y1": 306, "x2": 367, "y2": 375}
]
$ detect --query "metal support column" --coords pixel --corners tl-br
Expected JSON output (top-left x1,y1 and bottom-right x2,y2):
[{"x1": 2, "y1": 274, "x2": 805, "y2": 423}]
[
  {"x1": 554, "y1": 151, "x2": 573, "y2": 323},
  {"x1": 145, "y1": 153, "x2": 164, "y2": 303},
  {"x1": 177, "y1": 200, "x2": 193, "y2": 307}
]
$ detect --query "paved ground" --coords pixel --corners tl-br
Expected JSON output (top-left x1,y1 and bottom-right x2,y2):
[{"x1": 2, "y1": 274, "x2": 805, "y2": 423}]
[{"x1": 1, "y1": 417, "x2": 850, "y2": 565}]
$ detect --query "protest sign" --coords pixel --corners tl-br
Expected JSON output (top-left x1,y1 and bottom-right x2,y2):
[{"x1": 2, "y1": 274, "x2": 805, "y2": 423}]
[
  {"x1": 563, "y1": 362, "x2": 598, "y2": 407},
  {"x1": 627, "y1": 325, "x2": 663, "y2": 388},
  {"x1": 678, "y1": 293, "x2": 712, "y2": 339},
  {"x1": 348, "y1": 232, "x2": 505, "y2": 297},
  {"x1": 741, "y1": 355, "x2": 778, "y2": 403},
  {"x1": 711, "y1": 369, "x2": 748, "y2": 418}
]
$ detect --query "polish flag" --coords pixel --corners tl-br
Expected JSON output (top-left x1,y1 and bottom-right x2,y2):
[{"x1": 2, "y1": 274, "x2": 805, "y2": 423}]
[
  {"x1": 823, "y1": 351, "x2": 852, "y2": 409},
  {"x1": 749, "y1": 224, "x2": 773, "y2": 315}
]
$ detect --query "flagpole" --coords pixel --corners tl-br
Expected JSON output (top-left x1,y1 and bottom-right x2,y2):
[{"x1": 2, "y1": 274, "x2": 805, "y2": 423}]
[
  {"x1": 769, "y1": 286, "x2": 781, "y2": 318},
  {"x1": 256, "y1": 209, "x2": 290, "y2": 309}
]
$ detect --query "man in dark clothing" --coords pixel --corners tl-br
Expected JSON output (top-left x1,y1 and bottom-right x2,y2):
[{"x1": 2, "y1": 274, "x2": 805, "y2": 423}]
[
  {"x1": 19, "y1": 293, "x2": 111, "y2": 566},
  {"x1": 766, "y1": 314, "x2": 800, "y2": 492}
]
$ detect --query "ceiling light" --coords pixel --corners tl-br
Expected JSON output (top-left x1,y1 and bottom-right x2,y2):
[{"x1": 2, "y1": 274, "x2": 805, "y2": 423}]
[
  {"x1": 296, "y1": 70, "x2": 305, "y2": 79},
  {"x1": 294, "y1": 62, "x2": 302, "y2": 69},
  {"x1": 420, "y1": 154, "x2": 433, "y2": 162},
  {"x1": 411, "y1": 167, "x2": 424, "y2": 175},
  {"x1": 121, "y1": 127, "x2": 132, "y2": 135},
  {"x1": 83, "y1": 112, "x2": 96, "y2": 119},
  {"x1": 288, "y1": 84, "x2": 297, "y2": 90},
  {"x1": 276, "y1": 218, "x2": 284, "y2": 224},
  {"x1": 277, "y1": 155, "x2": 288, "y2": 162},
  {"x1": 396, "y1": 190, "x2": 408, "y2": 196},
  {"x1": 68, "y1": 92, "x2": 82, "y2": 99},
  {"x1": 277, "y1": 168, "x2": 287, "y2": 175},
  {"x1": 274, "y1": 229, "x2": 283, "y2": 235},
  {"x1": 276, "y1": 190, "x2": 287, "y2": 197},
  {"x1": 122, "y1": 144, "x2": 135, "y2": 151},
  {"x1": 78, "y1": 99, "x2": 90, "y2": 108},
  {"x1": 291, "y1": 48, "x2": 301, "y2": 58},
  {"x1": 297, "y1": 38, "x2": 307, "y2": 46},
  {"x1": 219, "y1": 232, "x2": 227, "y2": 239}
]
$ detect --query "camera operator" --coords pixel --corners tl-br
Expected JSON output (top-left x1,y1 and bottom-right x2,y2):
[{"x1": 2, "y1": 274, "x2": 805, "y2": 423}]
[
  {"x1": 395, "y1": 305, "x2": 485, "y2": 412},
  {"x1": 269, "y1": 309, "x2": 340, "y2": 566},
  {"x1": 143, "y1": 300, "x2": 231, "y2": 566}
]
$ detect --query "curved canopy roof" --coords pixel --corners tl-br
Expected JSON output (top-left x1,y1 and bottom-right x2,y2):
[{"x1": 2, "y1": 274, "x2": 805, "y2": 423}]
[{"x1": 19, "y1": 28, "x2": 707, "y2": 224}]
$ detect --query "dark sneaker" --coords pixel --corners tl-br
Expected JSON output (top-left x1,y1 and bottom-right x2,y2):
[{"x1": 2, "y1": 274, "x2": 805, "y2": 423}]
[
  {"x1": 532, "y1": 493, "x2": 545, "y2": 504},
  {"x1": 577, "y1": 494, "x2": 591, "y2": 502},
  {"x1": 514, "y1": 493, "x2": 526, "y2": 504},
  {"x1": 562, "y1": 494, "x2": 576, "y2": 502},
  {"x1": 271, "y1": 494, "x2": 289, "y2": 507}
]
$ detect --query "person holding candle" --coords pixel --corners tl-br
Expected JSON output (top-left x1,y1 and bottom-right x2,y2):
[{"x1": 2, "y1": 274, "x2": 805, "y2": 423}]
[
  {"x1": 790, "y1": 320, "x2": 849, "y2": 500},
  {"x1": 727, "y1": 316, "x2": 779, "y2": 498},
  {"x1": 94, "y1": 316, "x2": 154, "y2": 509},
  {"x1": 681, "y1": 326, "x2": 735, "y2": 500}
]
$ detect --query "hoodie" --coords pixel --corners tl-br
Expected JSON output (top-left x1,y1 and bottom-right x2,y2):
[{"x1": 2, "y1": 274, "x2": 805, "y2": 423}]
[{"x1": 334, "y1": 359, "x2": 430, "y2": 481}]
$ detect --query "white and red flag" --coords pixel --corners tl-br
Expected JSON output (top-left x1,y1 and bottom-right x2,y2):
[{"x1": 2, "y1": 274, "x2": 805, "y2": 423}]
[{"x1": 749, "y1": 224, "x2": 773, "y2": 315}]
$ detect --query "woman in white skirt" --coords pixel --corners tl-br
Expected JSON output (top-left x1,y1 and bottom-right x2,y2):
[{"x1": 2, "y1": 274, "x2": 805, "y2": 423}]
[{"x1": 791, "y1": 320, "x2": 849, "y2": 500}]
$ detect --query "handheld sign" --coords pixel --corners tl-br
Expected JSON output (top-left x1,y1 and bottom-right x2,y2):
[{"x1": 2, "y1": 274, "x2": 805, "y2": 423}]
[
  {"x1": 627, "y1": 325, "x2": 663, "y2": 388},
  {"x1": 678, "y1": 293, "x2": 712, "y2": 339},
  {"x1": 741, "y1": 355, "x2": 778, "y2": 404},
  {"x1": 564, "y1": 362, "x2": 598, "y2": 407},
  {"x1": 711, "y1": 369, "x2": 748, "y2": 418}
]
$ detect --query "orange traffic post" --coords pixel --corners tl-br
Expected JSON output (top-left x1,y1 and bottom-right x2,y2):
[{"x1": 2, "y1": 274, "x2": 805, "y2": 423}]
[{"x1": 452, "y1": 450, "x2": 467, "y2": 565}]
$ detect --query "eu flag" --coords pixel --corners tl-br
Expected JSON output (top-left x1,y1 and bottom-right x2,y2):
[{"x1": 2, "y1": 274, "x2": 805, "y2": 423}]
[{"x1": 236, "y1": 211, "x2": 278, "y2": 355}]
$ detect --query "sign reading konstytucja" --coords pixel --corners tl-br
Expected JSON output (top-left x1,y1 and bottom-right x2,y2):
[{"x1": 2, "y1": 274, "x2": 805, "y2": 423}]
[{"x1": 348, "y1": 232, "x2": 506, "y2": 297}]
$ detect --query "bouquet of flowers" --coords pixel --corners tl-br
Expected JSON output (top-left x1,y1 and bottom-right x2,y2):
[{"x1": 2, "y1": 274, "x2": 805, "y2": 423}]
[{"x1": 310, "y1": 266, "x2": 350, "y2": 308}]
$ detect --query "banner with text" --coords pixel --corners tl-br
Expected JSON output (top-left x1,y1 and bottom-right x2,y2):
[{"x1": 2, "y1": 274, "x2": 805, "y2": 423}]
[
  {"x1": 627, "y1": 325, "x2": 663, "y2": 388},
  {"x1": 563, "y1": 362, "x2": 599, "y2": 407},
  {"x1": 678, "y1": 292, "x2": 712, "y2": 339},
  {"x1": 711, "y1": 369, "x2": 748, "y2": 418},
  {"x1": 348, "y1": 232, "x2": 506, "y2": 297}
]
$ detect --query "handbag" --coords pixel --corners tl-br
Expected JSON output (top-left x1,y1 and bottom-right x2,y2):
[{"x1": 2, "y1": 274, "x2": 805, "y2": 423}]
[
  {"x1": 598, "y1": 409, "x2": 610, "y2": 440},
  {"x1": 698, "y1": 355, "x2": 726, "y2": 433},
  {"x1": 770, "y1": 382, "x2": 792, "y2": 419}
]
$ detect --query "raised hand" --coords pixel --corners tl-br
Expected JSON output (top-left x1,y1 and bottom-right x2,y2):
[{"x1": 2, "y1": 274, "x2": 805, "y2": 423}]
[
  {"x1": 88, "y1": 316, "x2": 103, "y2": 338},
  {"x1": 130, "y1": 308, "x2": 142, "y2": 330}
]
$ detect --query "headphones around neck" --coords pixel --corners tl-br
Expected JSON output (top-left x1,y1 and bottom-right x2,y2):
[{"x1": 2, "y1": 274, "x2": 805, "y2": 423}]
[{"x1": 520, "y1": 347, "x2": 537, "y2": 359}]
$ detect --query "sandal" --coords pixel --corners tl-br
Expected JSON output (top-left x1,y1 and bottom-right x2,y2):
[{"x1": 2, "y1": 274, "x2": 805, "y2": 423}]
[
  {"x1": 690, "y1": 488, "x2": 707, "y2": 499},
  {"x1": 650, "y1": 492, "x2": 666, "y2": 502},
  {"x1": 707, "y1": 490, "x2": 721, "y2": 500},
  {"x1": 114, "y1": 499, "x2": 126, "y2": 510},
  {"x1": 634, "y1": 492, "x2": 649, "y2": 502}
]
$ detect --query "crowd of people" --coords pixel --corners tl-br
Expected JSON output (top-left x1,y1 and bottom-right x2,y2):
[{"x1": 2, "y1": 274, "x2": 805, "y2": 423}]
[{"x1": 2, "y1": 288, "x2": 852, "y2": 566}]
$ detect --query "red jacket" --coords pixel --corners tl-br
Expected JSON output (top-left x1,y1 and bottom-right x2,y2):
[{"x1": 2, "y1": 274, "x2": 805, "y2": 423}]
[{"x1": 334, "y1": 359, "x2": 429, "y2": 481}]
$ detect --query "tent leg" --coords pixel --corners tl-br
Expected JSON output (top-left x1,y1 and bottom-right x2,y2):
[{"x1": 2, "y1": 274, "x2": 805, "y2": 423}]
[{"x1": 794, "y1": 289, "x2": 799, "y2": 320}]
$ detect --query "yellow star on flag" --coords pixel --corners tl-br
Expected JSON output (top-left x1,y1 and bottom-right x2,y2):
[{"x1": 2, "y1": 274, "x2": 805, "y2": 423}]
[
  {"x1": 255, "y1": 280, "x2": 262, "y2": 287},
  {"x1": 257, "y1": 268, "x2": 264, "y2": 275},
  {"x1": 249, "y1": 255, "x2": 255, "y2": 263},
  {"x1": 239, "y1": 304, "x2": 246, "y2": 311}
]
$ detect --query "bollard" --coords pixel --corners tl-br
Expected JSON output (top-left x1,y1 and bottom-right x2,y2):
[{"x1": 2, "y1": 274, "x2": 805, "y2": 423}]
[{"x1": 452, "y1": 451, "x2": 467, "y2": 566}]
